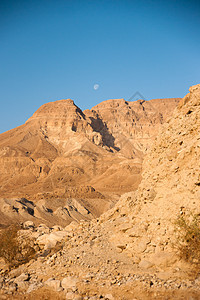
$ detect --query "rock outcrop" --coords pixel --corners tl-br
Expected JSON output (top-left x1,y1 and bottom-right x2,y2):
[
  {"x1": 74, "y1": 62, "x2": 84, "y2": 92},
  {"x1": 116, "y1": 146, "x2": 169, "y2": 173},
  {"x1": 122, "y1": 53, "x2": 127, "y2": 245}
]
[
  {"x1": 107, "y1": 84, "x2": 200, "y2": 263},
  {"x1": 86, "y1": 97, "x2": 179, "y2": 158},
  {"x1": 0, "y1": 97, "x2": 179, "y2": 226}
]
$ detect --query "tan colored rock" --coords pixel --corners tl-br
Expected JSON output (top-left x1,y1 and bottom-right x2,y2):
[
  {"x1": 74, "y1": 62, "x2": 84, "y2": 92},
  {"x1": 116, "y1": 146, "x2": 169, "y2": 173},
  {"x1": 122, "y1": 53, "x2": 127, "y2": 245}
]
[
  {"x1": 37, "y1": 224, "x2": 50, "y2": 234},
  {"x1": 23, "y1": 221, "x2": 35, "y2": 229},
  {"x1": 45, "y1": 278, "x2": 62, "y2": 291},
  {"x1": 36, "y1": 230, "x2": 67, "y2": 249},
  {"x1": 61, "y1": 276, "x2": 77, "y2": 291},
  {"x1": 131, "y1": 237, "x2": 151, "y2": 254},
  {"x1": 138, "y1": 260, "x2": 154, "y2": 269},
  {"x1": 0, "y1": 96, "x2": 179, "y2": 227},
  {"x1": 105, "y1": 294, "x2": 115, "y2": 300},
  {"x1": 108, "y1": 84, "x2": 200, "y2": 267},
  {"x1": 148, "y1": 252, "x2": 177, "y2": 269},
  {"x1": 65, "y1": 292, "x2": 83, "y2": 300}
]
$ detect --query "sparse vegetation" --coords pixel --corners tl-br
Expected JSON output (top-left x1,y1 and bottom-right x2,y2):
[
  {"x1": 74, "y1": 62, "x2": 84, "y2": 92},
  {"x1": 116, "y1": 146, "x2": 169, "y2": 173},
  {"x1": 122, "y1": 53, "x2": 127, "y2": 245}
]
[
  {"x1": 0, "y1": 224, "x2": 36, "y2": 269},
  {"x1": 174, "y1": 213, "x2": 200, "y2": 267}
]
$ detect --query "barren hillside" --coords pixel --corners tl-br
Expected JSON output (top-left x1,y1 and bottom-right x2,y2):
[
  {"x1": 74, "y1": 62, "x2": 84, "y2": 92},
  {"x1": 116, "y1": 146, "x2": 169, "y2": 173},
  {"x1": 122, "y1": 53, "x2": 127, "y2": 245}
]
[{"x1": 0, "y1": 97, "x2": 179, "y2": 226}]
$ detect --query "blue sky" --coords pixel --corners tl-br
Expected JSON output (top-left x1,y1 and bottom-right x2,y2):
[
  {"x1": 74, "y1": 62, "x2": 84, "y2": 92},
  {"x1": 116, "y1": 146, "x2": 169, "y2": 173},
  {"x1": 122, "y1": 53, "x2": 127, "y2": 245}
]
[{"x1": 0, "y1": 0, "x2": 200, "y2": 133}]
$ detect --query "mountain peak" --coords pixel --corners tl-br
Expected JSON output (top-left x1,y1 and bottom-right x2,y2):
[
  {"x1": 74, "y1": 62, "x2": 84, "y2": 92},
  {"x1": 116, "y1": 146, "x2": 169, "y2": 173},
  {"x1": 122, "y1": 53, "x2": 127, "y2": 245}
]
[
  {"x1": 0, "y1": 94, "x2": 180, "y2": 225},
  {"x1": 26, "y1": 99, "x2": 82, "y2": 121}
]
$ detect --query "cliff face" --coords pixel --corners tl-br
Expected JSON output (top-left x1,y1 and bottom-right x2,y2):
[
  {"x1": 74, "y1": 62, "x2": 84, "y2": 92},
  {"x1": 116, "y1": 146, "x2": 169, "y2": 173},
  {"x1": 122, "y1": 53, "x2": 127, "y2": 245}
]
[
  {"x1": 103, "y1": 84, "x2": 200, "y2": 267},
  {"x1": 87, "y1": 98, "x2": 179, "y2": 158},
  {"x1": 0, "y1": 96, "x2": 179, "y2": 226}
]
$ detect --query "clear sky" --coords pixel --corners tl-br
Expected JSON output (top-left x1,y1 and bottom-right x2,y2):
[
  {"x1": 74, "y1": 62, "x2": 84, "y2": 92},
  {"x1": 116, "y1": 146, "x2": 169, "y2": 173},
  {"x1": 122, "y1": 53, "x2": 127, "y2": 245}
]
[{"x1": 0, "y1": 0, "x2": 200, "y2": 133}]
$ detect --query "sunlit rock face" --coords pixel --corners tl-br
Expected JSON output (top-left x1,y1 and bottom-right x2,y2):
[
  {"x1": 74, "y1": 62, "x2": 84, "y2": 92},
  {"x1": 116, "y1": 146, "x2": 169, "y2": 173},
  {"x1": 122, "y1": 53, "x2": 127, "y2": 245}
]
[
  {"x1": 0, "y1": 96, "x2": 179, "y2": 226},
  {"x1": 104, "y1": 84, "x2": 200, "y2": 266}
]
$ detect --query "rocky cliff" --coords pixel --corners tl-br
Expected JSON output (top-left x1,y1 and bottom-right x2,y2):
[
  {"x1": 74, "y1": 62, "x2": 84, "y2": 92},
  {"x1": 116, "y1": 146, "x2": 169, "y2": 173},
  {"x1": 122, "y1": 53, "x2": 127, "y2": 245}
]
[
  {"x1": 102, "y1": 84, "x2": 200, "y2": 267},
  {"x1": 86, "y1": 98, "x2": 179, "y2": 158},
  {"x1": 0, "y1": 97, "x2": 179, "y2": 226}
]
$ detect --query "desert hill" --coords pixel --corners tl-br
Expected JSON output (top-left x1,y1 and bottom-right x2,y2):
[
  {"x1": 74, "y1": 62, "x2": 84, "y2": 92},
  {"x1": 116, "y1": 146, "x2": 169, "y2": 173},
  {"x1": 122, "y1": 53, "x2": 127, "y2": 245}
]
[
  {"x1": 102, "y1": 83, "x2": 200, "y2": 263},
  {"x1": 0, "y1": 97, "x2": 179, "y2": 226},
  {"x1": 0, "y1": 85, "x2": 199, "y2": 299},
  {"x1": 86, "y1": 97, "x2": 179, "y2": 158}
]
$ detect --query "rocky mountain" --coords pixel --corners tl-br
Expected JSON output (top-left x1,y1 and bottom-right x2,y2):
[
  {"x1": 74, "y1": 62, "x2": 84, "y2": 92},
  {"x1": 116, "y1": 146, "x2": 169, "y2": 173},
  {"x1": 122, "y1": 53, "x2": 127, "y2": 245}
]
[
  {"x1": 0, "y1": 97, "x2": 179, "y2": 226},
  {"x1": 103, "y1": 83, "x2": 200, "y2": 262},
  {"x1": 86, "y1": 97, "x2": 179, "y2": 158},
  {"x1": 0, "y1": 85, "x2": 199, "y2": 299}
]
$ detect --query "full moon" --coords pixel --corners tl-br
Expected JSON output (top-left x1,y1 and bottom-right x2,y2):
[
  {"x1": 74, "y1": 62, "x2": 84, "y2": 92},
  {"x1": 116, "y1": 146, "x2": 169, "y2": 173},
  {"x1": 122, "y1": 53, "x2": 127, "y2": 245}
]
[{"x1": 93, "y1": 84, "x2": 99, "y2": 90}]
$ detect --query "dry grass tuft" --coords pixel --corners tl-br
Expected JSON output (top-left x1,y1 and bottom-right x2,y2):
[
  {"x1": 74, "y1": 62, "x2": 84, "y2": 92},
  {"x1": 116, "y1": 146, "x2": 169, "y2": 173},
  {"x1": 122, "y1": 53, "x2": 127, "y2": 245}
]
[
  {"x1": 174, "y1": 213, "x2": 200, "y2": 275},
  {"x1": 0, "y1": 224, "x2": 35, "y2": 269}
]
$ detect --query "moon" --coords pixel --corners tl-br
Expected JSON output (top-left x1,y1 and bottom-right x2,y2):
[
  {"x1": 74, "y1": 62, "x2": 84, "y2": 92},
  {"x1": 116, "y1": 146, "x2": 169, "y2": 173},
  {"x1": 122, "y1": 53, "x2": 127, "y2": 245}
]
[{"x1": 93, "y1": 84, "x2": 99, "y2": 90}]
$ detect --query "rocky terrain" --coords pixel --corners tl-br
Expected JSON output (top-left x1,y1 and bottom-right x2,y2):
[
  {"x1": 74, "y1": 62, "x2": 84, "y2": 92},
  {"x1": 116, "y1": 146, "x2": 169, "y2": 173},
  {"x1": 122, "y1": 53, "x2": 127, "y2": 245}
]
[
  {"x1": 0, "y1": 84, "x2": 199, "y2": 300},
  {"x1": 0, "y1": 96, "x2": 179, "y2": 226}
]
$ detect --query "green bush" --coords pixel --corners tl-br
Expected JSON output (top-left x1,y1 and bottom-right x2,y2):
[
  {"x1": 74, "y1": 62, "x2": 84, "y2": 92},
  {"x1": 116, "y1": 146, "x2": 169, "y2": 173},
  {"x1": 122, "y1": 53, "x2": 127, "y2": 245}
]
[
  {"x1": 0, "y1": 224, "x2": 35, "y2": 269},
  {"x1": 174, "y1": 213, "x2": 200, "y2": 266}
]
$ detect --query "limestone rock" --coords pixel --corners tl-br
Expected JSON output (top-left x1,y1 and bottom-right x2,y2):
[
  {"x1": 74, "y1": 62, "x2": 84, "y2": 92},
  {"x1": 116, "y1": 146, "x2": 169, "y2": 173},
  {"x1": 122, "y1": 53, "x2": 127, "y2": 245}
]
[
  {"x1": 45, "y1": 278, "x2": 62, "y2": 291},
  {"x1": 36, "y1": 230, "x2": 67, "y2": 249},
  {"x1": 0, "y1": 96, "x2": 179, "y2": 227},
  {"x1": 104, "y1": 294, "x2": 115, "y2": 300},
  {"x1": 148, "y1": 252, "x2": 177, "y2": 268},
  {"x1": 107, "y1": 84, "x2": 200, "y2": 266},
  {"x1": 138, "y1": 260, "x2": 154, "y2": 269},
  {"x1": 23, "y1": 221, "x2": 35, "y2": 229},
  {"x1": 65, "y1": 292, "x2": 82, "y2": 300},
  {"x1": 61, "y1": 276, "x2": 78, "y2": 291}
]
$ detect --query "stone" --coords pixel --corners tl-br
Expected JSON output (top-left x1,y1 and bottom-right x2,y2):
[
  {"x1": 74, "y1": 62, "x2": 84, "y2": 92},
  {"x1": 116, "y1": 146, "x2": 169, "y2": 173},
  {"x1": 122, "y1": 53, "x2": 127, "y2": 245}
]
[
  {"x1": 16, "y1": 281, "x2": 29, "y2": 290},
  {"x1": 45, "y1": 278, "x2": 63, "y2": 291},
  {"x1": 9, "y1": 266, "x2": 26, "y2": 278},
  {"x1": 138, "y1": 260, "x2": 154, "y2": 269},
  {"x1": 149, "y1": 252, "x2": 177, "y2": 268},
  {"x1": 37, "y1": 224, "x2": 50, "y2": 234},
  {"x1": 116, "y1": 244, "x2": 126, "y2": 251},
  {"x1": 27, "y1": 283, "x2": 43, "y2": 293},
  {"x1": 51, "y1": 225, "x2": 63, "y2": 232},
  {"x1": 14, "y1": 273, "x2": 30, "y2": 290},
  {"x1": 14, "y1": 272, "x2": 29, "y2": 282},
  {"x1": 61, "y1": 276, "x2": 78, "y2": 291},
  {"x1": 23, "y1": 221, "x2": 35, "y2": 229},
  {"x1": 132, "y1": 237, "x2": 151, "y2": 254},
  {"x1": 66, "y1": 292, "x2": 76, "y2": 299},
  {"x1": 36, "y1": 230, "x2": 67, "y2": 249},
  {"x1": 118, "y1": 223, "x2": 132, "y2": 232},
  {"x1": 105, "y1": 294, "x2": 115, "y2": 300},
  {"x1": 7, "y1": 283, "x2": 17, "y2": 293},
  {"x1": 74, "y1": 296, "x2": 83, "y2": 300}
]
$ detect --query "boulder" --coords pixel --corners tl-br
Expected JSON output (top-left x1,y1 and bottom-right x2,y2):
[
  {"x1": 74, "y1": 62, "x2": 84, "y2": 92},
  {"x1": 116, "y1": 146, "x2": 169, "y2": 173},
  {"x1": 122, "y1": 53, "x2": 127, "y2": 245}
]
[
  {"x1": 23, "y1": 221, "x2": 35, "y2": 229},
  {"x1": 36, "y1": 230, "x2": 67, "y2": 249},
  {"x1": 61, "y1": 276, "x2": 78, "y2": 291},
  {"x1": 149, "y1": 252, "x2": 177, "y2": 269},
  {"x1": 37, "y1": 224, "x2": 50, "y2": 234},
  {"x1": 45, "y1": 278, "x2": 63, "y2": 291}
]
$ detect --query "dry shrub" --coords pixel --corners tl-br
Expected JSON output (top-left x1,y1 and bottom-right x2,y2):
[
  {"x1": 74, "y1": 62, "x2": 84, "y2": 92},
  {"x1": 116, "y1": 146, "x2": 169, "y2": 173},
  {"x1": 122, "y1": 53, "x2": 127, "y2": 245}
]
[
  {"x1": 0, "y1": 224, "x2": 35, "y2": 269},
  {"x1": 174, "y1": 213, "x2": 200, "y2": 268}
]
